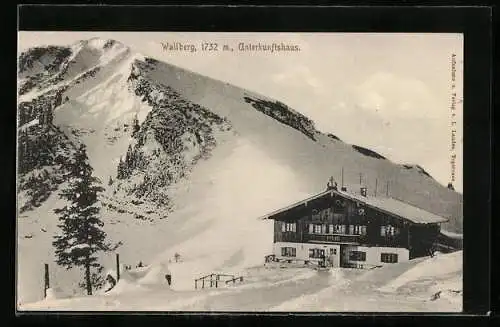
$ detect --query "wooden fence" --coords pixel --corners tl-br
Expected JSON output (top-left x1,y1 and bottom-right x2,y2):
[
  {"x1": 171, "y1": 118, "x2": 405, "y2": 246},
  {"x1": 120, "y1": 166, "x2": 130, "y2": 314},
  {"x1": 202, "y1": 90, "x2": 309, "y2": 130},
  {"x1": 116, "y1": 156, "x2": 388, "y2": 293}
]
[{"x1": 194, "y1": 273, "x2": 244, "y2": 289}]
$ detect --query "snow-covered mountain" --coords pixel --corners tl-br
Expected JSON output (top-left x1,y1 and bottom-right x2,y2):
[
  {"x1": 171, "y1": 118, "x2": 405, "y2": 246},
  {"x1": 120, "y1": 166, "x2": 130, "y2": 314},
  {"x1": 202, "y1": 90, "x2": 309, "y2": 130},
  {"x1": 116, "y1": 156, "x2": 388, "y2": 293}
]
[{"x1": 17, "y1": 38, "x2": 463, "y2": 305}]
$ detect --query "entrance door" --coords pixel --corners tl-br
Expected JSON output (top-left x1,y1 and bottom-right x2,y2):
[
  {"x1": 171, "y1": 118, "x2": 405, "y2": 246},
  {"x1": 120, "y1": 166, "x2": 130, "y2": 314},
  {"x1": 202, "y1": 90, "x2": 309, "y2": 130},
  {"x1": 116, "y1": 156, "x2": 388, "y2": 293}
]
[
  {"x1": 327, "y1": 247, "x2": 340, "y2": 267},
  {"x1": 339, "y1": 245, "x2": 348, "y2": 268}
]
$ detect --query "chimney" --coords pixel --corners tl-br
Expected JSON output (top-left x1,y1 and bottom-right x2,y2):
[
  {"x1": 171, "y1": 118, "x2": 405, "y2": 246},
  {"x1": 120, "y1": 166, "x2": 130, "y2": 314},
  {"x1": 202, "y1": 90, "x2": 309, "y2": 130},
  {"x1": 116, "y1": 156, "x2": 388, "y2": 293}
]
[
  {"x1": 341, "y1": 186, "x2": 347, "y2": 192},
  {"x1": 360, "y1": 187, "x2": 367, "y2": 197}
]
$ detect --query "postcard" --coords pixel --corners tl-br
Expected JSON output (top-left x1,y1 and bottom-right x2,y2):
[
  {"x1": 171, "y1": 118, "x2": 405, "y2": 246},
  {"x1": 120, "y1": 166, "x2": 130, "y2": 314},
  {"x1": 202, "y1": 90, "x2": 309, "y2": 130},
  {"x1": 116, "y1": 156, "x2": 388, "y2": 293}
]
[{"x1": 17, "y1": 31, "x2": 463, "y2": 312}]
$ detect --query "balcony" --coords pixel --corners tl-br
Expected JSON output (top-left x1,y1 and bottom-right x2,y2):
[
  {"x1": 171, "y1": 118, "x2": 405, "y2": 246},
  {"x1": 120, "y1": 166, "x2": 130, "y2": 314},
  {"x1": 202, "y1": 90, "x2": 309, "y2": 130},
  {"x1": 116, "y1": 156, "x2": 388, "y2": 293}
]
[{"x1": 304, "y1": 233, "x2": 364, "y2": 244}]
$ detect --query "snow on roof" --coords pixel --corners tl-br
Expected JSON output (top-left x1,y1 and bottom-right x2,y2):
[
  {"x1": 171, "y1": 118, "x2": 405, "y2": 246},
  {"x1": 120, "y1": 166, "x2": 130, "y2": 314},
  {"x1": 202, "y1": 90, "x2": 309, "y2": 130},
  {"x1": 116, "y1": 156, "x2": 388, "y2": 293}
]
[
  {"x1": 261, "y1": 188, "x2": 449, "y2": 225},
  {"x1": 440, "y1": 229, "x2": 463, "y2": 239}
]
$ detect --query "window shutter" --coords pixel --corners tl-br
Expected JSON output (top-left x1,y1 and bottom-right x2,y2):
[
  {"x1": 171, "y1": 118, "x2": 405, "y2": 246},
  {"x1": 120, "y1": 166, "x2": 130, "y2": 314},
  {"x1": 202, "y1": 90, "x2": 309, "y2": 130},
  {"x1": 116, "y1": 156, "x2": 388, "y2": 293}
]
[
  {"x1": 309, "y1": 224, "x2": 313, "y2": 234},
  {"x1": 282, "y1": 222, "x2": 286, "y2": 232}
]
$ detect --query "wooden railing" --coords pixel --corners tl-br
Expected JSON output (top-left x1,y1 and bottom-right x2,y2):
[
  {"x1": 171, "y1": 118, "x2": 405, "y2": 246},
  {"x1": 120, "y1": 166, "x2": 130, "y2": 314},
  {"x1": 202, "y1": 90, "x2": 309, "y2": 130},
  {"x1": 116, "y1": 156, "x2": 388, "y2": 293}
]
[
  {"x1": 304, "y1": 233, "x2": 363, "y2": 244},
  {"x1": 194, "y1": 273, "x2": 243, "y2": 289},
  {"x1": 304, "y1": 233, "x2": 409, "y2": 248},
  {"x1": 225, "y1": 276, "x2": 244, "y2": 285}
]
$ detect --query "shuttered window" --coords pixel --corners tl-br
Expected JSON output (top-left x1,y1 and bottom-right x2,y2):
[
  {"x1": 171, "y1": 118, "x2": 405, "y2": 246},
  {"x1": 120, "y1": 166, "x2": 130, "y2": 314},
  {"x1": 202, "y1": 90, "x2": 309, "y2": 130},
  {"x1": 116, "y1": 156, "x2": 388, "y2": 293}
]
[
  {"x1": 309, "y1": 248, "x2": 325, "y2": 258},
  {"x1": 281, "y1": 247, "x2": 296, "y2": 257},
  {"x1": 284, "y1": 222, "x2": 296, "y2": 232},
  {"x1": 349, "y1": 251, "x2": 366, "y2": 262},
  {"x1": 381, "y1": 253, "x2": 398, "y2": 263},
  {"x1": 381, "y1": 225, "x2": 399, "y2": 236}
]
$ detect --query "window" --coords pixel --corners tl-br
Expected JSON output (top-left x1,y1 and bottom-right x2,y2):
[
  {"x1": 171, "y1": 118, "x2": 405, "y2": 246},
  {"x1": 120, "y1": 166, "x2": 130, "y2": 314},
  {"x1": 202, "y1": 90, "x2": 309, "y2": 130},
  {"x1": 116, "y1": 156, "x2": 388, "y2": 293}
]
[
  {"x1": 329, "y1": 224, "x2": 334, "y2": 234},
  {"x1": 381, "y1": 225, "x2": 399, "y2": 236},
  {"x1": 314, "y1": 224, "x2": 322, "y2": 234},
  {"x1": 319, "y1": 208, "x2": 333, "y2": 220},
  {"x1": 381, "y1": 253, "x2": 398, "y2": 263},
  {"x1": 329, "y1": 248, "x2": 337, "y2": 255},
  {"x1": 349, "y1": 225, "x2": 354, "y2": 235},
  {"x1": 284, "y1": 222, "x2": 296, "y2": 232},
  {"x1": 281, "y1": 247, "x2": 296, "y2": 257},
  {"x1": 309, "y1": 248, "x2": 325, "y2": 258},
  {"x1": 349, "y1": 251, "x2": 366, "y2": 262},
  {"x1": 351, "y1": 225, "x2": 367, "y2": 235}
]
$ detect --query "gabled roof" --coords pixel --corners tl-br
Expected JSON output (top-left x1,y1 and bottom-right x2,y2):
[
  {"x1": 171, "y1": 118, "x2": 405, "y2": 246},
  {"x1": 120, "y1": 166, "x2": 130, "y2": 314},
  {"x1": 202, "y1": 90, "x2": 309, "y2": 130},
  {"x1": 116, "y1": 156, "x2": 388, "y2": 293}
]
[{"x1": 260, "y1": 188, "x2": 449, "y2": 225}]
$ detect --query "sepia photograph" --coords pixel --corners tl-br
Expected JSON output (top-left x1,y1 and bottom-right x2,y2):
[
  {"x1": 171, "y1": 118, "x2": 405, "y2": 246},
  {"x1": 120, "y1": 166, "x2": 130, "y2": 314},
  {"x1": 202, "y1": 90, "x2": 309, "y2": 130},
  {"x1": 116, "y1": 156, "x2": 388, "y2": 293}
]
[{"x1": 17, "y1": 31, "x2": 464, "y2": 312}]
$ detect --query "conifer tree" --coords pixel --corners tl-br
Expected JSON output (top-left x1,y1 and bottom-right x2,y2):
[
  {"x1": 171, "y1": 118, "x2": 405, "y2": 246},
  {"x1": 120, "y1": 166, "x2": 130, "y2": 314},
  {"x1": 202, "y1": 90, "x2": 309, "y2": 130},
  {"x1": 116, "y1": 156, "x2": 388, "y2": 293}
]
[
  {"x1": 117, "y1": 156, "x2": 125, "y2": 179},
  {"x1": 125, "y1": 145, "x2": 133, "y2": 167},
  {"x1": 132, "y1": 115, "x2": 140, "y2": 137},
  {"x1": 53, "y1": 144, "x2": 120, "y2": 295}
]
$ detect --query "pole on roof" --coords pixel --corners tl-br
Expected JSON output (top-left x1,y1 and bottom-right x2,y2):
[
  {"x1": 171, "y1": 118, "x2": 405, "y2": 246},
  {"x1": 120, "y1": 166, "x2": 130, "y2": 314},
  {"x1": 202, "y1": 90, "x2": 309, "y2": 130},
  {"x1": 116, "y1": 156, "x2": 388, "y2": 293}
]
[
  {"x1": 375, "y1": 178, "x2": 378, "y2": 197},
  {"x1": 386, "y1": 181, "x2": 390, "y2": 197},
  {"x1": 341, "y1": 167, "x2": 344, "y2": 188}
]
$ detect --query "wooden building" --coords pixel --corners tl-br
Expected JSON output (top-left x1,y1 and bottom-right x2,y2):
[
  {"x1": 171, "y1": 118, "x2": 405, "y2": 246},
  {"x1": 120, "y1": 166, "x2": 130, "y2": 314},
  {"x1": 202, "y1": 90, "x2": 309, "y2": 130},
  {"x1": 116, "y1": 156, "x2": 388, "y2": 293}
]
[{"x1": 262, "y1": 185, "x2": 449, "y2": 269}]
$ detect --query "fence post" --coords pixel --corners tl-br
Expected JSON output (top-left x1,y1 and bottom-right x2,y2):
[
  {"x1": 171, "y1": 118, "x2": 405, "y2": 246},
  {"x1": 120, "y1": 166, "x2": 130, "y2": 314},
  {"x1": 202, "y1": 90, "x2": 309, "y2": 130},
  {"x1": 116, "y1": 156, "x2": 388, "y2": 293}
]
[
  {"x1": 43, "y1": 264, "x2": 49, "y2": 298},
  {"x1": 202, "y1": 278, "x2": 205, "y2": 289},
  {"x1": 116, "y1": 253, "x2": 120, "y2": 282},
  {"x1": 195, "y1": 279, "x2": 197, "y2": 289}
]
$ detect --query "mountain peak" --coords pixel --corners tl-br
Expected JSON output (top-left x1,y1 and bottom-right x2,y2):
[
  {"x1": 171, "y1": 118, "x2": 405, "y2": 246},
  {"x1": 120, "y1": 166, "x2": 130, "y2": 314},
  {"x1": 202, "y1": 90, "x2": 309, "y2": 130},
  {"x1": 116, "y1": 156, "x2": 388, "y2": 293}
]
[{"x1": 74, "y1": 37, "x2": 127, "y2": 52}]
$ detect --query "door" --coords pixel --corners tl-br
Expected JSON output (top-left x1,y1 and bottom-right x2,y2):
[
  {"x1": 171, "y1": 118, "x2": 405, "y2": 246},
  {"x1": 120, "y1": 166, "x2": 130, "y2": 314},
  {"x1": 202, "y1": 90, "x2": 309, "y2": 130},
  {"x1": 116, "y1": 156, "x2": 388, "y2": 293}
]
[
  {"x1": 328, "y1": 246, "x2": 340, "y2": 267},
  {"x1": 339, "y1": 245, "x2": 349, "y2": 268}
]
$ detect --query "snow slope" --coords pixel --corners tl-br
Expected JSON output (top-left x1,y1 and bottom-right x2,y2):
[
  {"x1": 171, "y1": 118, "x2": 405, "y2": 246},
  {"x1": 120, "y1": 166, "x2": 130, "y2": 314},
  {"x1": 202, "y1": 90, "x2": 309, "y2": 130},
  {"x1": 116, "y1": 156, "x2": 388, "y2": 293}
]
[
  {"x1": 20, "y1": 252, "x2": 462, "y2": 312},
  {"x1": 17, "y1": 38, "x2": 463, "y2": 306},
  {"x1": 269, "y1": 251, "x2": 462, "y2": 312}
]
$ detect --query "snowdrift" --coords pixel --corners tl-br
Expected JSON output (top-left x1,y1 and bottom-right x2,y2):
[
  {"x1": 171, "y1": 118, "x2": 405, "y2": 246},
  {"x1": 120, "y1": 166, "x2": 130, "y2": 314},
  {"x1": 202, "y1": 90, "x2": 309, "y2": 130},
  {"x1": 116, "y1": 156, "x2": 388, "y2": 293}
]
[
  {"x1": 270, "y1": 251, "x2": 462, "y2": 312},
  {"x1": 20, "y1": 252, "x2": 462, "y2": 312}
]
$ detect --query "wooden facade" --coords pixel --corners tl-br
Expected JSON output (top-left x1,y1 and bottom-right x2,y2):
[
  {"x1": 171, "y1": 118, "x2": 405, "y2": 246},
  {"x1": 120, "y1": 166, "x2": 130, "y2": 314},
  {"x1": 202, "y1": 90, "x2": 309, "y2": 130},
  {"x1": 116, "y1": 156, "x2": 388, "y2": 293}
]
[{"x1": 267, "y1": 187, "x2": 447, "y2": 267}]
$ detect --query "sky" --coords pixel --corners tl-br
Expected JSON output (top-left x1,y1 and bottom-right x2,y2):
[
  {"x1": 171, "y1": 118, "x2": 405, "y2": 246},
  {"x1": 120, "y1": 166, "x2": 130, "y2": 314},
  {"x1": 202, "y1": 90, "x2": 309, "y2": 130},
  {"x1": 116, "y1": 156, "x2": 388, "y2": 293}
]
[{"x1": 18, "y1": 32, "x2": 463, "y2": 192}]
